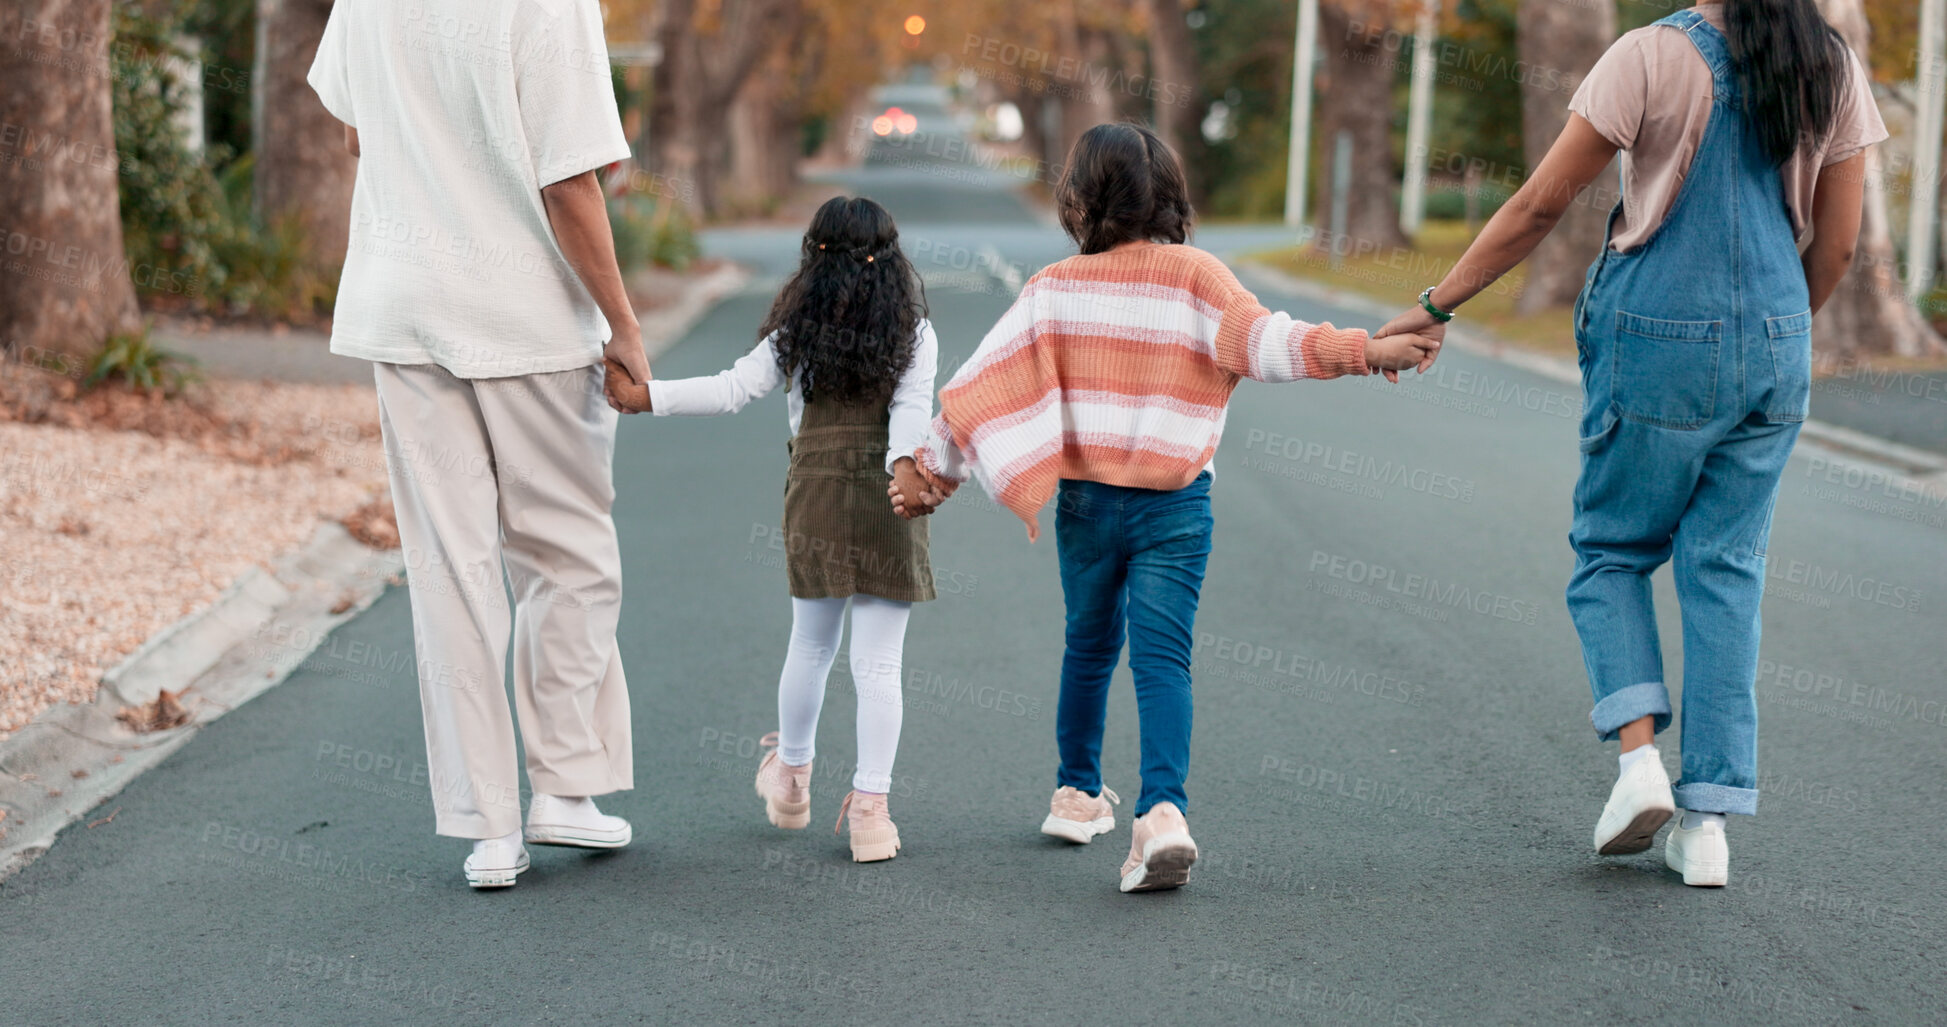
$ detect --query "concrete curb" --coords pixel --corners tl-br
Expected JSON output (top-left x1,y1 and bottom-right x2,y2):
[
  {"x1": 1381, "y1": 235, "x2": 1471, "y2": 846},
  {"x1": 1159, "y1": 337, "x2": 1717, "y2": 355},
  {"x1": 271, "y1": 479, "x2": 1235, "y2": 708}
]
[
  {"x1": 0, "y1": 261, "x2": 752, "y2": 883},
  {"x1": 1234, "y1": 260, "x2": 1947, "y2": 500},
  {"x1": 0, "y1": 523, "x2": 401, "y2": 881}
]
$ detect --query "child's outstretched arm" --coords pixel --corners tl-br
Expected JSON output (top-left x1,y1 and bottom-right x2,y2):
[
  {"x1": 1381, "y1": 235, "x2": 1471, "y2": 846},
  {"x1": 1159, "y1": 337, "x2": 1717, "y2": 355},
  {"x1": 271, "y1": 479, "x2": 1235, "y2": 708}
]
[
  {"x1": 1198, "y1": 255, "x2": 1428, "y2": 382},
  {"x1": 638, "y1": 335, "x2": 787, "y2": 417}
]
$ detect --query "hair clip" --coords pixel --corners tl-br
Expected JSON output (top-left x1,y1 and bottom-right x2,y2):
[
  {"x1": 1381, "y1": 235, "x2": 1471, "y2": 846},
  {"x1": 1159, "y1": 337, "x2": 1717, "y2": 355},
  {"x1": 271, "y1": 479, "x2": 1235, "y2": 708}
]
[
  {"x1": 818, "y1": 243, "x2": 826, "y2": 250},
  {"x1": 865, "y1": 255, "x2": 874, "y2": 262}
]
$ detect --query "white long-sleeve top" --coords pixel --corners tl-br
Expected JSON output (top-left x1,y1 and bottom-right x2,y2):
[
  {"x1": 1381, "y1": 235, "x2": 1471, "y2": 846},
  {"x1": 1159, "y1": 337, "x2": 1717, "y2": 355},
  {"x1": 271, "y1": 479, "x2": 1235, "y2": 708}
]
[{"x1": 647, "y1": 320, "x2": 938, "y2": 475}]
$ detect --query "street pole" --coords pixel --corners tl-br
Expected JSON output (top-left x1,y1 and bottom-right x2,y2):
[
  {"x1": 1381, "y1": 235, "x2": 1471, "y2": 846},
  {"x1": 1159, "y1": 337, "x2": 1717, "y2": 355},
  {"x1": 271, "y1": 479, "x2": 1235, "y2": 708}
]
[
  {"x1": 1284, "y1": 0, "x2": 1319, "y2": 231},
  {"x1": 1908, "y1": 0, "x2": 1945, "y2": 299},
  {"x1": 1400, "y1": 0, "x2": 1439, "y2": 237}
]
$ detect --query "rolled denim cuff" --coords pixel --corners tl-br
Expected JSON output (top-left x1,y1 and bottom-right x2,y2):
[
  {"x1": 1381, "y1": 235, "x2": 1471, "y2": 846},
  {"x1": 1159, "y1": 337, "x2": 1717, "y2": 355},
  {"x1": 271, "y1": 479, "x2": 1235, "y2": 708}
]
[
  {"x1": 1590, "y1": 681, "x2": 1672, "y2": 741},
  {"x1": 1674, "y1": 782, "x2": 1758, "y2": 816}
]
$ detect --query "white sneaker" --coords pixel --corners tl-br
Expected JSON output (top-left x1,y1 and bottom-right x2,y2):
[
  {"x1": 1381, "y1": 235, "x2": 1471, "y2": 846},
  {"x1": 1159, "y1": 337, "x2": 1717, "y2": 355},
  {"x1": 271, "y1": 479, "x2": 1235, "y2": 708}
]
[
  {"x1": 464, "y1": 833, "x2": 529, "y2": 889},
  {"x1": 1664, "y1": 815, "x2": 1729, "y2": 887},
  {"x1": 1041, "y1": 786, "x2": 1120, "y2": 844},
  {"x1": 524, "y1": 794, "x2": 632, "y2": 849},
  {"x1": 1593, "y1": 752, "x2": 1675, "y2": 854}
]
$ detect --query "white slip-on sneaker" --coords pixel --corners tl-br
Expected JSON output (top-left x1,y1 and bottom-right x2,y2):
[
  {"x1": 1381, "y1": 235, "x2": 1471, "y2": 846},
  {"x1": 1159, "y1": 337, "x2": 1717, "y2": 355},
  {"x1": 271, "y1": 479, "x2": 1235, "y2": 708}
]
[
  {"x1": 464, "y1": 833, "x2": 529, "y2": 889},
  {"x1": 524, "y1": 794, "x2": 632, "y2": 850},
  {"x1": 1664, "y1": 815, "x2": 1729, "y2": 887},
  {"x1": 1593, "y1": 753, "x2": 1676, "y2": 855},
  {"x1": 1041, "y1": 785, "x2": 1120, "y2": 844}
]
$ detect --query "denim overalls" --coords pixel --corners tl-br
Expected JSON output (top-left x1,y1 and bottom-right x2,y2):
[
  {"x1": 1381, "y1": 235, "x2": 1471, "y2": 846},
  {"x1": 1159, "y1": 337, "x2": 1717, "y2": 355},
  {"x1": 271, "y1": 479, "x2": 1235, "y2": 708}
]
[{"x1": 1567, "y1": 10, "x2": 1812, "y2": 817}]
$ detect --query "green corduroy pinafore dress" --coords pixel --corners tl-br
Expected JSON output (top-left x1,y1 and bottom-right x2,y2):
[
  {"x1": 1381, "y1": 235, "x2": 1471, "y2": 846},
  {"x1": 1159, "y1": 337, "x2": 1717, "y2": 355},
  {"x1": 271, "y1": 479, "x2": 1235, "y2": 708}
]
[{"x1": 782, "y1": 391, "x2": 935, "y2": 603}]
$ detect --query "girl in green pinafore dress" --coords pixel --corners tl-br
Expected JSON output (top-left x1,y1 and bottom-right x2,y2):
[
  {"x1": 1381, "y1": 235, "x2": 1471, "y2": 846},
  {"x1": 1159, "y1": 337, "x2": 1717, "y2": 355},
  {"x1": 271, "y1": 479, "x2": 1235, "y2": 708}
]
[{"x1": 638, "y1": 197, "x2": 937, "y2": 862}]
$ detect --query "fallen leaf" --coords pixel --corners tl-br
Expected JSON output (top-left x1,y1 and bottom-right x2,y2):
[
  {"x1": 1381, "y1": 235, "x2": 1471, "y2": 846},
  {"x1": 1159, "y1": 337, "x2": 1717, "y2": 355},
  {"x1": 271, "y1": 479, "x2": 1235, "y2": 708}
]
[
  {"x1": 86, "y1": 807, "x2": 121, "y2": 828},
  {"x1": 329, "y1": 592, "x2": 355, "y2": 615},
  {"x1": 117, "y1": 688, "x2": 192, "y2": 733},
  {"x1": 70, "y1": 768, "x2": 89, "y2": 779}
]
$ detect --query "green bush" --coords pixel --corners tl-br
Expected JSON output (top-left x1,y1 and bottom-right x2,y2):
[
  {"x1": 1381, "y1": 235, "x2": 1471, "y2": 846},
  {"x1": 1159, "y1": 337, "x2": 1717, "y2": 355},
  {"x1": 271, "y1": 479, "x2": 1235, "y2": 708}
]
[
  {"x1": 608, "y1": 195, "x2": 701, "y2": 272},
  {"x1": 86, "y1": 331, "x2": 201, "y2": 395},
  {"x1": 111, "y1": 4, "x2": 230, "y2": 305},
  {"x1": 111, "y1": 3, "x2": 334, "y2": 322}
]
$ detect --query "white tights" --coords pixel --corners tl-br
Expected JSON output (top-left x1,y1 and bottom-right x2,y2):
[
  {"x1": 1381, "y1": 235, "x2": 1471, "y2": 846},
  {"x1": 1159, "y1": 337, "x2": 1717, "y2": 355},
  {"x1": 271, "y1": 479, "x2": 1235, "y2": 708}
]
[{"x1": 775, "y1": 595, "x2": 909, "y2": 794}]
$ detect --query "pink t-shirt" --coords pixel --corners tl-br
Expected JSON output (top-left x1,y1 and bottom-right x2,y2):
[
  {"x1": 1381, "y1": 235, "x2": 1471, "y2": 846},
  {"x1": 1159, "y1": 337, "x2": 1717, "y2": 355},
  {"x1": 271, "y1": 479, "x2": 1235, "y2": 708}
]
[{"x1": 1568, "y1": 3, "x2": 1887, "y2": 252}]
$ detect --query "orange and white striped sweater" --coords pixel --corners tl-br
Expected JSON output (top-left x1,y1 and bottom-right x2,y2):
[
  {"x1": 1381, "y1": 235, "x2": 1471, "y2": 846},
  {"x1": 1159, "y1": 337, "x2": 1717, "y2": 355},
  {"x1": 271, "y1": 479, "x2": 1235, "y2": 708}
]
[{"x1": 914, "y1": 241, "x2": 1371, "y2": 539}]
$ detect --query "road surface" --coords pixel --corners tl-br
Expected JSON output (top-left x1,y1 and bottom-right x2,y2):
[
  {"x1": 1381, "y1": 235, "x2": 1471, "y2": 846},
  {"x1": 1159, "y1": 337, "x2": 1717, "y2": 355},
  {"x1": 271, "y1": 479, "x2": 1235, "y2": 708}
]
[{"x1": 3, "y1": 103, "x2": 1943, "y2": 1026}]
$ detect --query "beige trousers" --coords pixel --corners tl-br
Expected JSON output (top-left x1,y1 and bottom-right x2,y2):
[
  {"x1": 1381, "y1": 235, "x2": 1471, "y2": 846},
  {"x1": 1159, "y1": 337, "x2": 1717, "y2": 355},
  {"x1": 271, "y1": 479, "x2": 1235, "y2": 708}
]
[{"x1": 373, "y1": 361, "x2": 632, "y2": 839}]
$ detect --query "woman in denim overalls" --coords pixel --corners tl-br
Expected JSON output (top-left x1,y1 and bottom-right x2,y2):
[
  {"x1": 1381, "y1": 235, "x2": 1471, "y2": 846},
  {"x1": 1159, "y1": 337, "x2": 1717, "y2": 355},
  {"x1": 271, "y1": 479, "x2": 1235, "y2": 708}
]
[{"x1": 1377, "y1": 1, "x2": 1875, "y2": 886}]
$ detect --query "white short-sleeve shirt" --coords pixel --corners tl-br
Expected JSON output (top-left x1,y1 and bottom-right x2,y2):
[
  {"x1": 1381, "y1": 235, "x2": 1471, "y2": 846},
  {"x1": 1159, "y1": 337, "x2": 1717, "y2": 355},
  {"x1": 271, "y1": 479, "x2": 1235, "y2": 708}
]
[{"x1": 308, "y1": 0, "x2": 632, "y2": 378}]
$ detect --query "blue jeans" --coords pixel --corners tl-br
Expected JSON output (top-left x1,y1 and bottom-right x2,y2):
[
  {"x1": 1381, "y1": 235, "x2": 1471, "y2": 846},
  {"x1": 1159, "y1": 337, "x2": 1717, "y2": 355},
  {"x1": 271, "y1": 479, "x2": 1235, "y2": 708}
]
[
  {"x1": 1566, "y1": 10, "x2": 1811, "y2": 817},
  {"x1": 1053, "y1": 472, "x2": 1212, "y2": 817}
]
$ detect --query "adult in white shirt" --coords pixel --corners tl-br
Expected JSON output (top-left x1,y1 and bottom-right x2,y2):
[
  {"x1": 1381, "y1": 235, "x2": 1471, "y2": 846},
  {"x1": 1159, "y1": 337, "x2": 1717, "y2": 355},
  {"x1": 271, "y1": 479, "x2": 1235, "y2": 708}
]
[{"x1": 309, "y1": 0, "x2": 649, "y2": 889}]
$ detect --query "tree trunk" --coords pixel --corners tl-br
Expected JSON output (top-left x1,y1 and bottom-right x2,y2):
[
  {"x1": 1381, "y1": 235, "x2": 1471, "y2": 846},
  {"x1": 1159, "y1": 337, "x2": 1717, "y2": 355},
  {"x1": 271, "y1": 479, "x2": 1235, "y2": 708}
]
[
  {"x1": 1514, "y1": 0, "x2": 1617, "y2": 314},
  {"x1": 1813, "y1": 0, "x2": 1943, "y2": 356},
  {"x1": 0, "y1": 0, "x2": 143, "y2": 361},
  {"x1": 726, "y1": 6, "x2": 810, "y2": 216},
  {"x1": 1316, "y1": 3, "x2": 1407, "y2": 252},
  {"x1": 648, "y1": 0, "x2": 704, "y2": 213},
  {"x1": 1013, "y1": 90, "x2": 1052, "y2": 171},
  {"x1": 648, "y1": 0, "x2": 790, "y2": 219},
  {"x1": 726, "y1": 74, "x2": 784, "y2": 215},
  {"x1": 1143, "y1": 0, "x2": 1206, "y2": 200},
  {"x1": 1056, "y1": 15, "x2": 1116, "y2": 162},
  {"x1": 253, "y1": 0, "x2": 354, "y2": 269}
]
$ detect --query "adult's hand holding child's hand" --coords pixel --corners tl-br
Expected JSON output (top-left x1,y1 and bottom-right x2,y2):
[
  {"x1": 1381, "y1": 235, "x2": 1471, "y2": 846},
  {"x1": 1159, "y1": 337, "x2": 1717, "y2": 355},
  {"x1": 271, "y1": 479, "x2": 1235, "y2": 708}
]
[
  {"x1": 1365, "y1": 331, "x2": 1437, "y2": 383},
  {"x1": 1375, "y1": 304, "x2": 1447, "y2": 377},
  {"x1": 603, "y1": 356, "x2": 652, "y2": 414}
]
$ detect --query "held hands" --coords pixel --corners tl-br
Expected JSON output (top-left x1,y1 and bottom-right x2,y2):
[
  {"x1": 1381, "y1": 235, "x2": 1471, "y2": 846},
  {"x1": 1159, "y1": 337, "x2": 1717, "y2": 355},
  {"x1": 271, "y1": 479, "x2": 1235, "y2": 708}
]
[
  {"x1": 888, "y1": 457, "x2": 946, "y2": 520},
  {"x1": 603, "y1": 334, "x2": 652, "y2": 414},
  {"x1": 1368, "y1": 304, "x2": 1447, "y2": 382}
]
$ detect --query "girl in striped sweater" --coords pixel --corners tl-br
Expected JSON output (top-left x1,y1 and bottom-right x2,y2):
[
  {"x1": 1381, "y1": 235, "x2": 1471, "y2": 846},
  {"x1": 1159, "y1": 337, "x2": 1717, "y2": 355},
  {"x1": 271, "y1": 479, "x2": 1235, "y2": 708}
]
[{"x1": 890, "y1": 124, "x2": 1440, "y2": 893}]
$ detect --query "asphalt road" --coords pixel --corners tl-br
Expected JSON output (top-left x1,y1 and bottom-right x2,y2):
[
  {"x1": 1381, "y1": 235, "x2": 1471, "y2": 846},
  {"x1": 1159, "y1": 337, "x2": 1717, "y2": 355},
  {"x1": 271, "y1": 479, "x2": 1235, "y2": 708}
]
[{"x1": 3, "y1": 124, "x2": 1944, "y2": 1027}]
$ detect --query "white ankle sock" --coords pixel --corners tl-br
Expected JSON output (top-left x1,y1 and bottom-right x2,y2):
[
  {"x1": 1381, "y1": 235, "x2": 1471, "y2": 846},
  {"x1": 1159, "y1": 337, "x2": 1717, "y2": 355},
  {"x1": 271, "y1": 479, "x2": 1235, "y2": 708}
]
[
  {"x1": 1618, "y1": 744, "x2": 1660, "y2": 775},
  {"x1": 1680, "y1": 811, "x2": 1725, "y2": 831}
]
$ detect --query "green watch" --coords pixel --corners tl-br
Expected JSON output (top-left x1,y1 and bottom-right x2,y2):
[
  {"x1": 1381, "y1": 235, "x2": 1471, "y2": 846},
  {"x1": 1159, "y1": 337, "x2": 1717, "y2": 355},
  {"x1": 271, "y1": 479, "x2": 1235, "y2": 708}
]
[{"x1": 1418, "y1": 286, "x2": 1455, "y2": 323}]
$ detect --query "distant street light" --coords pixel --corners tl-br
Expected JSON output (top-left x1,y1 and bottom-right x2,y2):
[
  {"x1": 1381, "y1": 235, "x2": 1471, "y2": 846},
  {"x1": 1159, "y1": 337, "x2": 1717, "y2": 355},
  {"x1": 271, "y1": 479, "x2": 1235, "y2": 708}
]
[{"x1": 905, "y1": 15, "x2": 927, "y2": 35}]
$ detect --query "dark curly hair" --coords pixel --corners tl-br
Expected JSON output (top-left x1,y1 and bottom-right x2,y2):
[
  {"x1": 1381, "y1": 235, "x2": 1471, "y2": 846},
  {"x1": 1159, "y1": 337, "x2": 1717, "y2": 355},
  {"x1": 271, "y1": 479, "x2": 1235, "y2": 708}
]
[
  {"x1": 1055, "y1": 123, "x2": 1194, "y2": 255},
  {"x1": 763, "y1": 196, "x2": 927, "y2": 406}
]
